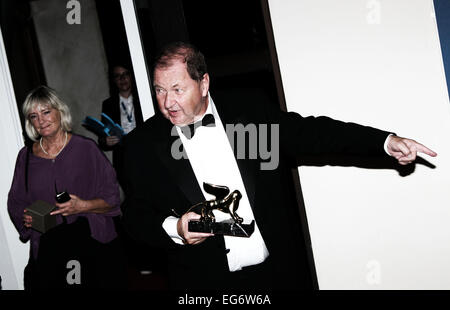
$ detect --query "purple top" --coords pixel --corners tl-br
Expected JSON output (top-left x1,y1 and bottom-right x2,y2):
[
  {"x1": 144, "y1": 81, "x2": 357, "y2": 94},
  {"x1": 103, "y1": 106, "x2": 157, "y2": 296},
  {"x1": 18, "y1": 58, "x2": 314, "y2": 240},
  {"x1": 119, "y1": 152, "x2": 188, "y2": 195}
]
[{"x1": 7, "y1": 134, "x2": 121, "y2": 260}]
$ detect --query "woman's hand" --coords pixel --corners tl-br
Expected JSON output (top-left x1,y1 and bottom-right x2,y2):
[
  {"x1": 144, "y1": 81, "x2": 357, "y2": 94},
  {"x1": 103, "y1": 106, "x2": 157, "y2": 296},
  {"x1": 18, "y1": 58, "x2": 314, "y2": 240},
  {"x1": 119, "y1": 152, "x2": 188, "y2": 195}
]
[
  {"x1": 50, "y1": 194, "x2": 86, "y2": 216},
  {"x1": 23, "y1": 209, "x2": 33, "y2": 228}
]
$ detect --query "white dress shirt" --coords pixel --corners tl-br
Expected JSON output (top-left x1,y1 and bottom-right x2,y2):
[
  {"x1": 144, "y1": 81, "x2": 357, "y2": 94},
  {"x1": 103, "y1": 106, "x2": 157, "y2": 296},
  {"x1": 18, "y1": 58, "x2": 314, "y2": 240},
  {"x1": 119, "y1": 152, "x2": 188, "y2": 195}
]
[{"x1": 162, "y1": 94, "x2": 269, "y2": 272}]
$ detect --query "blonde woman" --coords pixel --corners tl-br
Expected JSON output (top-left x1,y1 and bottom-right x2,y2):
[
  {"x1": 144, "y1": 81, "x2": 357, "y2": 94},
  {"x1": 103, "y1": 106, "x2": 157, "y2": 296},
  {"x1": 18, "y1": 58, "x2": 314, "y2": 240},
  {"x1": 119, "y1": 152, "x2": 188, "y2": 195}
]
[{"x1": 8, "y1": 86, "x2": 124, "y2": 289}]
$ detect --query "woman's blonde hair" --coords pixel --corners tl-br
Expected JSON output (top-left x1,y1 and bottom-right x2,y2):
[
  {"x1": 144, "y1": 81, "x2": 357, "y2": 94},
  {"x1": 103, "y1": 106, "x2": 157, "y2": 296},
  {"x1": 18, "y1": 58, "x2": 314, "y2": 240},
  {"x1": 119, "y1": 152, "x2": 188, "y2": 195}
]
[{"x1": 22, "y1": 86, "x2": 72, "y2": 141}]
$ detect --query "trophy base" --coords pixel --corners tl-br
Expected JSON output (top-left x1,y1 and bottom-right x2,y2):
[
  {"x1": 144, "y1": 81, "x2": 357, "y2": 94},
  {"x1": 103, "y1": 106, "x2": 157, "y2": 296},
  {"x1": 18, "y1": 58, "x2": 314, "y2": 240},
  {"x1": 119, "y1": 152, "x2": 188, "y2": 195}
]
[{"x1": 188, "y1": 219, "x2": 255, "y2": 237}]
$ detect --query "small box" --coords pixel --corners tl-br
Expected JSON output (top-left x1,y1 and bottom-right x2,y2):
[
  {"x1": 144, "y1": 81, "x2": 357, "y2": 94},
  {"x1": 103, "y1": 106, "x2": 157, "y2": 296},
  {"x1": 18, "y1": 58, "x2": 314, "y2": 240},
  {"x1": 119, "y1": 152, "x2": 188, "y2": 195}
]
[{"x1": 26, "y1": 200, "x2": 58, "y2": 233}]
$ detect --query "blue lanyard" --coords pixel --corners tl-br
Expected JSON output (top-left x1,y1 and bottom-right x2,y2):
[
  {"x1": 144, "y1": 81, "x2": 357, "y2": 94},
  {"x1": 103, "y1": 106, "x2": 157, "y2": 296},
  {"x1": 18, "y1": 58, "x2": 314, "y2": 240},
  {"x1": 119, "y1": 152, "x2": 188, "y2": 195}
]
[{"x1": 121, "y1": 101, "x2": 133, "y2": 123}]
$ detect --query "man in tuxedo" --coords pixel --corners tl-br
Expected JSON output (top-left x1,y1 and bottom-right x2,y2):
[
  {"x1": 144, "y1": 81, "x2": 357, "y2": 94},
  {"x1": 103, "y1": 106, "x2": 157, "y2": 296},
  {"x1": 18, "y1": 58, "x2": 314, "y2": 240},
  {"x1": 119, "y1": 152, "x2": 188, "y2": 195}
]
[
  {"x1": 99, "y1": 64, "x2": 144, "y2": 191},
  {"x1": 121, "y1": 42, "x2": 436, "y2": 290}
]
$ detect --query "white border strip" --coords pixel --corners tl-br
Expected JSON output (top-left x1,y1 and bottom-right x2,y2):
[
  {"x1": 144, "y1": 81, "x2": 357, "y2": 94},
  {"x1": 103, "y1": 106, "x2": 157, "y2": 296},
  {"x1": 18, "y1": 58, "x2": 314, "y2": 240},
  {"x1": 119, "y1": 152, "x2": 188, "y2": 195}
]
[
  {"x1": 0, "y1": 27, "x2": 28, "y2": 290},
  {"x1": 120, "y1": 0, "x2": 155, "y2": 120}
]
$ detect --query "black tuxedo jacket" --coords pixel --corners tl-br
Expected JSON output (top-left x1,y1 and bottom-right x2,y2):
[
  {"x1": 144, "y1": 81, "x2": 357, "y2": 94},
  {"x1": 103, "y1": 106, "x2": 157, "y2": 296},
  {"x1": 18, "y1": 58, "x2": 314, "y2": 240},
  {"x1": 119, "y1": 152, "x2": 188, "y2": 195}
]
[
  {"x1": 99, "y1": 94, "x2": 143, "y2": 188},
  {"x1": 121, "y1": 88, "x2": 391, "y2": 289}
]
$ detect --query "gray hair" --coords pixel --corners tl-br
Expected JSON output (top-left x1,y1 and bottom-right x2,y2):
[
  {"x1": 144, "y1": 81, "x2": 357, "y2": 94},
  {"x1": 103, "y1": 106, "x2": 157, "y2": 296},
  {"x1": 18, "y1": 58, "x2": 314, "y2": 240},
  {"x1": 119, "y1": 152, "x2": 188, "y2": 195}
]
[{"x1": 22, "y1": 86, "x2": 72, "y2": 141}]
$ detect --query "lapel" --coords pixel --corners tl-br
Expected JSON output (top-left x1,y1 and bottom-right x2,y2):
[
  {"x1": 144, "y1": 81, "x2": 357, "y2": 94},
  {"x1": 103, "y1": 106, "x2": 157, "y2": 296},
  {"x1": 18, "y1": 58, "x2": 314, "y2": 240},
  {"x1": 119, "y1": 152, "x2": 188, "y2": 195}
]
[
  {"x1": 111, "y1": 95, "x2": 121, "y2": 124},
  {"x1": 153, "y1": 116, "x2": 205, "y2": 206}
]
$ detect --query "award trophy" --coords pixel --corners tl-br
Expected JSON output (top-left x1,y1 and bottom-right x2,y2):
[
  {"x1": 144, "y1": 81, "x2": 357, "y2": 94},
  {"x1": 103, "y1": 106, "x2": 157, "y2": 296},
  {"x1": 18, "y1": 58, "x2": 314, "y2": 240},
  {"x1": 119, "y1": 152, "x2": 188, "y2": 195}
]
[{"x1": 187, "y1": 183, "x2": 255, "y2": 237}]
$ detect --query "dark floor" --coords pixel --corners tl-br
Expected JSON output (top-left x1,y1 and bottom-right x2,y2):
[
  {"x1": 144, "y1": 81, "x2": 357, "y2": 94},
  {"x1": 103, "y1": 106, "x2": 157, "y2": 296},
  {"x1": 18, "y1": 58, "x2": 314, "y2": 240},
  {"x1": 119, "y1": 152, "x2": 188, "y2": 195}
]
[{"x1": 126, "y1": 265, "x2": 168, "y2": 290}]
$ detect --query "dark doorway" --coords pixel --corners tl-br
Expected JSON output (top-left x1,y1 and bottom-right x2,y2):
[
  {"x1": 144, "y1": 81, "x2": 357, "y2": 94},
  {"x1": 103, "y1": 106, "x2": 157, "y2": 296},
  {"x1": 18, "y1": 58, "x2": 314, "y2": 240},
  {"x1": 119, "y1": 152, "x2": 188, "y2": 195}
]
[
  {"x1": 0, "y1": 0, "x2": 46, "y2": 146},
  {"x1": 134, "y1": 0, "x2": 278, "y2": 102}
]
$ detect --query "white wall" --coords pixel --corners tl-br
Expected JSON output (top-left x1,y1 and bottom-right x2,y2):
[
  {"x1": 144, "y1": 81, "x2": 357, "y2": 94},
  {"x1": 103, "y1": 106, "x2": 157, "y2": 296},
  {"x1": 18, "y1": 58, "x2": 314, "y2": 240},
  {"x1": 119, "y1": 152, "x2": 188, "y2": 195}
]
[
  {"x1": 269, "y1": 0, "x2": 450, "y2": 289},
  {"x1": 0, "y1": 28, "x2": 28, "y2": 290}
]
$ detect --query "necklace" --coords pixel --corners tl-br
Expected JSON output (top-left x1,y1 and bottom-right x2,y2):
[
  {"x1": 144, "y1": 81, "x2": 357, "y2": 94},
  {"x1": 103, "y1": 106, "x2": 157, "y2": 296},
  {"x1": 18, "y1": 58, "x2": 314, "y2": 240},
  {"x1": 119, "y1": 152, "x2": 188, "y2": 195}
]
[{"x1": 40, "y1": 131, "x2": 68, "y2": 158}]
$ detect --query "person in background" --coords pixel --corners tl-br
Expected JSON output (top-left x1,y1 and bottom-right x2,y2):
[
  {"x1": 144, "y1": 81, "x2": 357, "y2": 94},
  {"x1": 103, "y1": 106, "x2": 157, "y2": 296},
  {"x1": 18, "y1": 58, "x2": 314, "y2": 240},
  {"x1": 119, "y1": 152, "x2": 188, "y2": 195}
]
[
  {"x1": 8, "y1": 85, "x2": 124, "y2": 289},
  {"x1": 99, "y1": 63, "x2": 144, "y2": 192}
]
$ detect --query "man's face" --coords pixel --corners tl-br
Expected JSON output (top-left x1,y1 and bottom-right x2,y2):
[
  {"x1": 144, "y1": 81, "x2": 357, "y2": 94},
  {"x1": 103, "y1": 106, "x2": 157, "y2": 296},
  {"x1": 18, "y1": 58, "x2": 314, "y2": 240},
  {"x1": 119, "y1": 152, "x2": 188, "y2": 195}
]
[
  {"x1": 153, "y1": 60, "x2": 209, "y2": 126},
  {"x1": 113, "y1": 66, "x2": 132, "y2": 93}
]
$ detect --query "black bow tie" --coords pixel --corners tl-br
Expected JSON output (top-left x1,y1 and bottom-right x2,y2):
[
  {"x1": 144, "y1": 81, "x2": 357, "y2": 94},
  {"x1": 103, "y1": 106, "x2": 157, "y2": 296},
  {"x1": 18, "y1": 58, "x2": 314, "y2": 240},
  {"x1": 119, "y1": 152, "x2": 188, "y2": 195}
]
[{"x1": 180, "y1": 114, "x2": 215, "y2": 139}]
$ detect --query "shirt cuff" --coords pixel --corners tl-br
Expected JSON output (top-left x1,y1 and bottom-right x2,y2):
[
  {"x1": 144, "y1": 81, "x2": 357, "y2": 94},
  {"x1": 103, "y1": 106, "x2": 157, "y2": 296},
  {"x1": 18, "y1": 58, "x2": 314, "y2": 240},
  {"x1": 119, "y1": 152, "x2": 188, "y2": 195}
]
[
  {"x1": 384, "y1": 133, "x2": 394, "y2": 156},
  {"x1": 162, "y1": 216, "x2": 184, "y2": 245}
]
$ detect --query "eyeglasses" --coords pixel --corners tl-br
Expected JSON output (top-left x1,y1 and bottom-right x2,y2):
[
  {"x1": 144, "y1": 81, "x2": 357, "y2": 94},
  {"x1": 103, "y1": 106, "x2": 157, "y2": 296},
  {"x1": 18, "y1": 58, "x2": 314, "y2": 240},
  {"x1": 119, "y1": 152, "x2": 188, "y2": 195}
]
[{"x1": 113, "y1": 71, "x2": 131, "y2": 80}]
